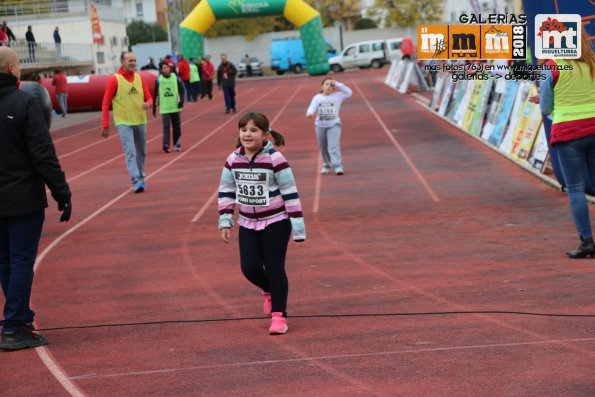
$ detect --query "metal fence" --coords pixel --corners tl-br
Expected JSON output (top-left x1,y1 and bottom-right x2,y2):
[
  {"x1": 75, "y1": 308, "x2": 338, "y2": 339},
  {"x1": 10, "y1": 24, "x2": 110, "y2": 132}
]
[{"x1": 9, "y1": 41, "x2": 93, "y2": 64}]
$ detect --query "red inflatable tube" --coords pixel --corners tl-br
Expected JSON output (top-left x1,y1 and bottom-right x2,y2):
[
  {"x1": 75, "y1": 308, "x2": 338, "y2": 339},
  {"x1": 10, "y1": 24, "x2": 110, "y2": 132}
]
[{"x1": 39, "y1": 71, "x2": 158, "y2": 113}]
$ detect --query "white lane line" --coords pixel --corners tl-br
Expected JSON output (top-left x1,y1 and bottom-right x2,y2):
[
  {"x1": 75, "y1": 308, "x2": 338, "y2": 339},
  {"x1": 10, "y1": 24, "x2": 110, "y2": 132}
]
[
  {"x1": 53, "y1": 125, "x2": 98, "y2": 144},
  {"x1": 54, "y1": 88, "x2": 256, "y2": 187},
  {"x1": 51, "y1": 115, "x2": 101, "y2": 135},
  {"x1": 67, "y1": 336, "x2": 595, "y2": 380},
  {"x1": 191, "y1": 190, "x2": 218, "y2": 223},
  {"x1": 37, "y1": 347, "x2": 87, "y2": 397},
  {"x1": 313, "y1": 155, "x2": 322, "y2": 213},
  {"x1": 353, "y1": 82, "x2": 441, "y2": 203},
  {"x1": 412, "y1": 92, "x2": 431, "y2": 105},
  {"x1": 54, "y1": 89, "x2": 249, "y2": 160}
]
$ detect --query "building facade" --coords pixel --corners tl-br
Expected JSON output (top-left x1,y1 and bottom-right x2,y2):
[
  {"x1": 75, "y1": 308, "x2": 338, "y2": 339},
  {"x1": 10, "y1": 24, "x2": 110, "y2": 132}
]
[{"x1": 2, "y1": 0, "x2": 130, "y2": 75}]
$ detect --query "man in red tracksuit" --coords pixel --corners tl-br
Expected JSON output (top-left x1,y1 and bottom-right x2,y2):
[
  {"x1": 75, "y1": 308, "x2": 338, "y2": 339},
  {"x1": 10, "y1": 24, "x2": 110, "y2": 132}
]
[
  {"x1": 100, "y1": 52, "x2": 153, "y2": 193},
  {"x1": 51, "y1": 69, "x2": 68, "y2": 117},
  {"x1": 176, "y1": 54, "x2": 191, "y2": 103},
  {"x1": 200, "y1": 54, "x2": 215, "y2": 100}
]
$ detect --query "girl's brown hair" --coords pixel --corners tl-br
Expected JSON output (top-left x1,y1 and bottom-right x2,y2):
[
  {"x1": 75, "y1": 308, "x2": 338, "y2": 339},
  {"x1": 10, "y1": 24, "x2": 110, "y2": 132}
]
[
  {"x1": 236, "y1": 112, "x2": 285, "y2": 147},
  {"x1": 320, "y1": 77, "x2": 334, "y2": 93}
]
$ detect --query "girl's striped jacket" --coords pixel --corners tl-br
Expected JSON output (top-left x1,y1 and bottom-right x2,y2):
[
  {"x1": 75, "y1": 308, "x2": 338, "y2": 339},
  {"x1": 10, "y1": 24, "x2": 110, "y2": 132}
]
[{"x1": 218, "y1": 140, "x2": 306, "y2": 241}]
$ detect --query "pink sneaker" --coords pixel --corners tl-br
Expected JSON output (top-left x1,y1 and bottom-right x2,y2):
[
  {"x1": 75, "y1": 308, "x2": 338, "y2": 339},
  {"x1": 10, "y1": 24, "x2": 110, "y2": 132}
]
[
  {"x1": 263, "y1": 292, "x2": 272, "y2": 316},
  {"x1": 269, "y1": 312, "x2": 288, "y2": 335}
]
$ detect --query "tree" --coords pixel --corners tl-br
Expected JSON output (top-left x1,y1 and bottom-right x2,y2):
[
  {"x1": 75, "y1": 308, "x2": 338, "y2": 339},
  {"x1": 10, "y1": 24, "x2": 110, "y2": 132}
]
[
  {"x1": 126, "y1": 20, "x2": 168, "y2": 46},
  {"x1": 306, "y1": 0, "x2": 362, "y2": 29},
  {"x1": 205, "y1": 16, "x2": 291, "y2": 40},
  {"x1": 353, "y1": 18, "x2": 378, "y2": 30},
  {"x1": 370, "y1": 0, "x2": 444, "y2": 27}
]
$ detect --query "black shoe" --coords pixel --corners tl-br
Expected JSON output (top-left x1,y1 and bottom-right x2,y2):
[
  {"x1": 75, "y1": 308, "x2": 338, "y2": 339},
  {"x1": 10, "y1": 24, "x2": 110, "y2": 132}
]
[
  {"x1": 566, "y1": 238, "x2": 595, "y2": 259},
  {"x1": 1, "y1": 328, "x2": 48, "y2": 350},
  {"x1": 163, "y1": 145, "x2": 170, "y2": 153}
]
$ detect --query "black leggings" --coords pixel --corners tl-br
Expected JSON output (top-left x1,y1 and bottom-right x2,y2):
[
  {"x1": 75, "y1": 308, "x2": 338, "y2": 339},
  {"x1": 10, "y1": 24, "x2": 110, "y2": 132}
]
[{"x1": 239, "y1": 219, "x2": 291, "y2": 315}]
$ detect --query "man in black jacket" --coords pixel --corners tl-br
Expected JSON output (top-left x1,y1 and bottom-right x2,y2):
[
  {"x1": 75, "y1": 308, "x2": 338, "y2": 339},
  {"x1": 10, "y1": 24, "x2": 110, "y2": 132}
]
[
  {"x1": 0, "y1": 47, "x2": 72, "y2": 350},
  {"x1": 25, "y1": 25, "x2": 35, "y2": 62},
  {"x1": 216, "y1": 53, "x2": 237, "y2": 114}
]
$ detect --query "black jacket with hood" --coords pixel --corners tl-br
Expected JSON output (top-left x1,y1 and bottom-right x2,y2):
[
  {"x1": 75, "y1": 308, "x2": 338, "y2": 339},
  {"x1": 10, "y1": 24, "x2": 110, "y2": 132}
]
[{"x1": 0, "y1": 72, "x2": 70, "y2": 217}]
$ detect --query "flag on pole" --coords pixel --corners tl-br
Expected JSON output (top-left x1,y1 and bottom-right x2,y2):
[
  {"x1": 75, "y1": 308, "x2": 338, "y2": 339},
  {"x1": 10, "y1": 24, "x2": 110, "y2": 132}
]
[{"x1": 90, "y1": 2, "x2": 103, "y2": 44}]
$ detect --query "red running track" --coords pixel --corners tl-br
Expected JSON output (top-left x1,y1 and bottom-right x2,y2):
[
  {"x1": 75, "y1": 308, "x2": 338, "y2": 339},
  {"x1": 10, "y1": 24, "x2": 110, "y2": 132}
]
[{"x1": 1, "y1": 69, "x2": 594, "y2": 397}]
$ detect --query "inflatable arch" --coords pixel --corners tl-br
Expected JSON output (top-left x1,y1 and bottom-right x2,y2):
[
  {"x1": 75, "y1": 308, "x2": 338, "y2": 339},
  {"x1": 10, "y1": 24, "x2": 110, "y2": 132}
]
[{"x1": 180, "y1": 0, "x2": 329, "y2": 75}]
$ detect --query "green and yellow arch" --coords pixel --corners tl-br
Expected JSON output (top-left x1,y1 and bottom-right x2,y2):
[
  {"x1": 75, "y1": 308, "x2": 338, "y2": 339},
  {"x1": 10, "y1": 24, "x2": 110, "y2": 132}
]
[{"x1": 180, "y1": 0, "x2": 329, "y2": 75}]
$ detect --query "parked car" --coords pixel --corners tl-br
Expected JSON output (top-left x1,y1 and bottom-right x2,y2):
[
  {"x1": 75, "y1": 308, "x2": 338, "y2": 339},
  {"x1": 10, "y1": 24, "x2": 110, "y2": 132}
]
[
  {"x1": 238, "y1": 57, "x2": 264, "y2": 77},
  {"x1": 329, "y1": 38, "x2": 413, "y2": 72},
  {"x1": 270, "y1": 38, "x2": 337, "y2": 75}
]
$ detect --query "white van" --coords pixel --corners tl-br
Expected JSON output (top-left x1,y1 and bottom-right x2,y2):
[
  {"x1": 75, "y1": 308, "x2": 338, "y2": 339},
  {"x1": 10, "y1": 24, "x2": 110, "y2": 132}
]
[
  {"x1": 329, "y1": 38, "x2": 411, "y2": 72},
  {"x1": 329, "y1": 39, "x2": 388, "y2": 72},
  {"x1": 386, "y1": 38, "x2": 404, "y2": 60}
]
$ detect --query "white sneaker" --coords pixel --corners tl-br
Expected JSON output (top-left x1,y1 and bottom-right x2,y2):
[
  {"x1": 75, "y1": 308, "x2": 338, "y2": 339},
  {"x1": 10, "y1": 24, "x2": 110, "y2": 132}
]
[{"x1": 321, "y1": 165, "x2": 330, "y2": 174}]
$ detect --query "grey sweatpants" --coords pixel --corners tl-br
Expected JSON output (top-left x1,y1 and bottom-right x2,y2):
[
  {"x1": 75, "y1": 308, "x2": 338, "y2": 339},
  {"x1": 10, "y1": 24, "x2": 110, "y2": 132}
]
[{"x1": 315, "y1": 123, "x2": 342, "y2": 170}]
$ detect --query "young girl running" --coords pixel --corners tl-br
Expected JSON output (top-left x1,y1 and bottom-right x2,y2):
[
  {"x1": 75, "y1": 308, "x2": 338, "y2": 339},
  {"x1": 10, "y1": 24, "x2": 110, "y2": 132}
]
[
  {"x1": 306, "y1": 77, "x2": 352, "y2": 175},
  {"x1": 218, "y1": 112, "x2": 306, "y2": 335}
]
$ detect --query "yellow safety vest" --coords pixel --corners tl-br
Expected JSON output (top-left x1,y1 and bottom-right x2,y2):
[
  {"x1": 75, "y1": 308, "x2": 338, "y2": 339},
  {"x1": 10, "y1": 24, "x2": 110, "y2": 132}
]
[
  {"x1": 113, "y1": 73, "x2": 147, "y2": 126},
  {"x1": 553, "y1": 59, "x2": 595, "y2": 124}
]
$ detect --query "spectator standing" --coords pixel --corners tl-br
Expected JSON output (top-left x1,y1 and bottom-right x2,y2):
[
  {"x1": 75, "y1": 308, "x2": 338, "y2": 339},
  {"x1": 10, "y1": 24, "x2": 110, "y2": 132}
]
[
  {"x1": 244, "y1": 54, "x2": 252, "y2": 76},
  {"x1": 53, "y1": 26, "x2": 62, "y2": 59},
  {"x1": 534, "y1": 30, "x2": 595, "y2": 259},
  {"x1": 162, "y1": 54, "x2": 177, "y2": 74},
  {"x1": 188, "y1": 57, "x2": 200, "y2": 102},
  {"x1": 101, "y1": 52, "x2": 153, "y2": 193},
  {"x1": 153, "y1": 62, "x2": 185, "y2": 153},
  {"x1": 141, "y1": 57, "x2": 158, "y2": 71},
  {"x1": 217, "y1": 53, "x2": 237, "y2": 114},
  {"x1": 25, "y1": 26, "x2": 36, "y2": 62},
  {"x1": 176, "y1": 54, "x2": 191, "y2": 103},
  {"x1": 2, "y1": 22, "x2": 16, "y2": 47},
  {"x1": 0, "y1": 47, "x2": 72, "y2": 351},
  {"x1": 0, "y1": 26, "x2": 7, "y2": 47},
  {"x1": 51, "y1": 69, "x2": 68, "y2": 117},
  {"x1": 400, "y1": 37, "x2": 415, "y2": 60},
  {"x1": 200, "y1": 54, "x2": 215, "y2": 100}
]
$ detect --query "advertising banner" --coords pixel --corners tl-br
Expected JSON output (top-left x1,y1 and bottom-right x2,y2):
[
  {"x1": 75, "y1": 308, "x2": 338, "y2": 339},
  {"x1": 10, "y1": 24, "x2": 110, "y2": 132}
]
[
  {"x1": 482, "y1": 79, "x2": 519, "y2": 146},
  {"x1": 499, "y1": 82, "x2": 539, "y2": 156},
  {"x1": 438, "y1": 78, "x2": 455, "y2": 116},
  {"x1": 527, "y1": 124, "x2": 549, "y2": 171},
  {"x1": 430, "y1": 73, "x2": 447, "y2": 110},
  {"x1": 384, "y1": 60, "x2": 398, "y2": 85},
  {"x1": 453, "y1": 79, "x2": 475, "y2": 125},
  {"x1": 447, "y1": 79, "x2": 468, "y2": 122},
  {"x1": 464, "y1": 79, "x2": 493, "y2": 136}
]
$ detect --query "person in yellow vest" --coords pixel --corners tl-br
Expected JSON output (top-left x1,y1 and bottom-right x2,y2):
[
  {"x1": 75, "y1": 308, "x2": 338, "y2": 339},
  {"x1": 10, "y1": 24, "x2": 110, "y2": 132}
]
[
  {"x1": 536, "y1": 30, "x2": 595, "y2": 258},
  {"x1": 188, "y1": 57, "x2": 201, "y2": 102},
  {"x1": 152, "y1": 62, "x2": 185, "y2": 153},
  {"x1": 101, "y1": 52, "x2": 153, "y2": 193}
]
